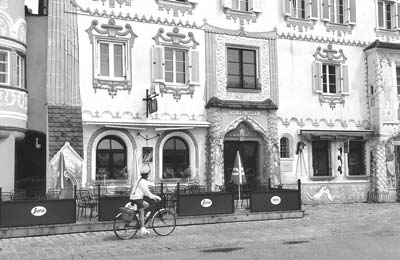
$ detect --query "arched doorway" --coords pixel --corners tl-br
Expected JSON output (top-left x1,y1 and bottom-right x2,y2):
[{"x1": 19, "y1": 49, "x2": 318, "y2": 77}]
[{"x1": 223, "y1": 122, "x2": 264, "y2": 187}]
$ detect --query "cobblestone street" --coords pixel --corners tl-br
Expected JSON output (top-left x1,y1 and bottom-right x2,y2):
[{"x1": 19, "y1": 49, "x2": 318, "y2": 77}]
[{"x1": 1, "y1": 203, "x2": 400, "y2": 260}]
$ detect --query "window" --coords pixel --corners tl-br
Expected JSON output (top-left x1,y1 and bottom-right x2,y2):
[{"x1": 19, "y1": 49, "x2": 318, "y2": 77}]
[
  {"x1": 16, "y1": 54, "x2": 25, "y2": 88},
  {"x1": 222, "y1": 0, "x2": 263, "y2": 23},
  {"x1": 96, "y1": 136, "x2": 127, "y2": 181},
  {"x1": 348, "y1": 141, "x2": 364, "y2": 176},
  {"x1": 377, "y1": 0, "x2": 400, "y2": 29},
  {"x1": 165, "y1": 48, "x2": 187, "y2": 84},
  {"x1": 97, "y1": 41, "x2": 126, "y2": 79},
  {"x1": 322, "y1": 64, "x2": 338, "y2": 94},
  {"x1": 321, "y1": 0, "x2": 356, "y2": 25},
  {"x1": 280, "y1": 137, "x2": 290, "y2": 158},
  {"x1": 0, "y1": 51, "x2": 9, "y2": 84},
  {"x1": 163, "y1": 137, "x2": 189, "y2": 179},
  {"x1": 292, "y1": 0, "x2": 306, "y2": 19},
  {"x1": 227, "y1": 47, "x2": 257, "y2": 90},
  {"x1": 312, "y1": 141, "x2": 331, "y2": 176}
]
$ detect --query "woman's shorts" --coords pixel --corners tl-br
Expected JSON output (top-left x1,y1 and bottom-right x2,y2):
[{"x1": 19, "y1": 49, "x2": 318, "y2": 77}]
[{"x1": 131, "y1": 199, "x2": 145, "y2": 209}]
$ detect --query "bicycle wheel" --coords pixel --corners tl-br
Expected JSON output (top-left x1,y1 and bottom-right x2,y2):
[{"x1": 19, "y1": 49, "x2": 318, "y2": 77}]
[
  {"x1": 113, "y1": 213, "x2": 139, "y2": 240},
  {"x1": 151, "y1": 209, "x2": 176, "y2": 236}
]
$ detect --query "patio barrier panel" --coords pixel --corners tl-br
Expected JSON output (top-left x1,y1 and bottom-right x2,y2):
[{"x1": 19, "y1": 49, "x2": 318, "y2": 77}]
[
  {"x1": 97, "y1": 196, "x2": 130, "y2": 221},
  {"x1": 177, "y1": 192, "x2": 234, "y2": 216},
  {"x1": 250, "y1": 179, "x2": 302, "y2": 212},
  {"x1": 0, "y1": 199, "x2": 76, "y2": 228}
]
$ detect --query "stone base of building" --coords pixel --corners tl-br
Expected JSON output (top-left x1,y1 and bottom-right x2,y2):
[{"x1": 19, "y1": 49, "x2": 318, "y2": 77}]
[{"x1": 367, "y1": 190, "x2": 397, "y2": 203}]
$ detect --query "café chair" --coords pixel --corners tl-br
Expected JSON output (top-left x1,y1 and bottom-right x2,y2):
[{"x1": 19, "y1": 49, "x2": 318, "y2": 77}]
[
  {"x1": 1, "y1": 192, "x2": 13, "y2": 201},
  {"x1": 76, "y1": 189, "x2": 97, "y2": 220},
  {"x1": 11, "y1": 189, "x2": 27, "y2": 200}
]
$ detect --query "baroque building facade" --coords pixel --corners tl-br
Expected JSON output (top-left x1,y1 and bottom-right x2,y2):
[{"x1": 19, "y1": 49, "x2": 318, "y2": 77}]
[{"x1": 1, "y1": 0, "x2": 400, "y2": 204}]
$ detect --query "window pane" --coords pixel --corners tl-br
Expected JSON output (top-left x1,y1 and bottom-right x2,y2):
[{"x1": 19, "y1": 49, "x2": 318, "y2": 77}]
[
  {"x1": 243, "y1": 76, "x2": 256, "y2": 88},
  {"x1": 165, "y1": 49, "x2": 173, "y2": 61},
  {"x1": 175, "y1": 138, "x2": 186, "y2": 150},
  {"x1": 0, "y1": 52, "x2": 6, "y2": 62},
  {"x1": 243, "y1": 64, "x2": 255, "y2": 76},
  {"x1": 385, "y1": 3, "x2": 391, "y2": 29},
  {"x1": 165, "y1": 60, "x2": 173, "y2": 72},
  {"x1": 176, "y1": 61, "x2": 185, "y2": 73},
  {"x1": 164, "y1": 139, "x2": 175, "y2": 150},
  {"x1": 348, "y1": 141, "x2": 364, "y2": 176},
  {"x1": 227, "y1": 75, "x2": 240, "y2": 88},
  {"x1": 113, "y1": 153, "x2": 125, "y2": 165},
  {"x1": 228, "y1": 62, "x2": 240, "y2": 75},
  {"x1": 165, "y1": 72, "x2": 173, "y2": 82},
  {"x1": 111, "y1": 139, "x2": 124, "y2": 149},
  {"x1": 227, "y1": 49, "x2": 240, "y2": 62},
  {"x1": 175, "y1": 50, "x2": 185, "y2": 62},
  {"x1": 100, "y1": 43, "x2": 109, "y2": 76},
  {"x1": 0, "y1": 63, "x2": 6, "y2": 73},
  {"x1": 242, "y1": 50, "x2": 255, "y2": 63},
  {"x1": 312, "y1": 141, "x2": 330, "y2": 176},
  {"x1": 114, "y1": 44, "x2": 123, "y2": 77},
  {"x1": 280, "y1": 137, "x2": 290, "y2": 158},
  {"x1": 176, "y1": 72, "x2": 185, "y2": 83},
  {"x1": 98, "y1": 139, "x2": 111, "y2": 150}
]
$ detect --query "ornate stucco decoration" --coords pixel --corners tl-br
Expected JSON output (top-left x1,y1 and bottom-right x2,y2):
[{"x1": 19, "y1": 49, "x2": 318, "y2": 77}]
[
  {"x1": 70, "y1": 0, "x2": 200, "y2": 29},
  {"x1": 375, "y1": 28, "x2": 400, "y2": 42},
  {"x1": 86, "y1": 18, "x2": 137, "y2": 97},
  {"x1": 324, "y1": 22, "x2": 353, "y2": 37},
  {"x1": 0, "y1": 0, "x2": 8, "y2": 9},
  {"x1": 155, "y1": 0, "x2": 198, "y2": 17},
  {"x1": 278, "y1": 32, "x2": 369, "y2": 48},
  {"x1": 313, "y1": 43, "x2": 348, "y2": 109},
  {"x1": 93, "y1": 0, "x2": 132, "y2": 8},
  {"x1": 285, "y1": 17, "x2": 315, "y2": 32},
  {"x1": 152, "y1": 27, "x2": 199, "y2": 49},
  {"x1": 152, "y1": 27, "x2": 200, "y2": 101}
]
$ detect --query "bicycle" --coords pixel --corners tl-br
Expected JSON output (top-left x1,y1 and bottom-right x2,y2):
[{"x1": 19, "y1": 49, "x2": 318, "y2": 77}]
[{"x1": 113, "y1": 199, "x2": 176, "y2": 240}]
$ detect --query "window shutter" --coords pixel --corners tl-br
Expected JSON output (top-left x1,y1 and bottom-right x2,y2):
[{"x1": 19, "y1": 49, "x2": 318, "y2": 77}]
[
  {"x1": 341, "y1": 65, "x2": 349, "y2": 95},
  {"x1": 189, "y1": 50, "x2": 200, "y2": 85},
  {"x1": 152, "y1": 46, "x2": 164, "y2": 82},
  {"x1": 251, "y1": 0, "x2": 262, "y2": 13},
  {"x1": 348, "y1": 0, "x2": 356, "y2": 24},
  {"x1": 322, "y1": 0, "x2": 330, "y2": 21},
  {"x1": 283, "y1": 0, "x2": 291, "y2": 17},
  {"x1": 11, "y1": 51, "x2": 16, "y2": 86},
  {"x1": 378, "y1": 1, "x2": 384, "y2": 28},
  {"x1": 392, "y1": 3, "x2": 397, "y2": 29},
  {"x1": 222, "y1": 0, "x2": 233, "y2": 9},
  {"x1": 398, "y1": 3, "x2": 400, "y2": 30},
  {"x1": 309, "y1": 0, "x2": 319, "y2": 20},
  {"x1": 312, "y1": 62, "x2": 322, "y2": 93}
]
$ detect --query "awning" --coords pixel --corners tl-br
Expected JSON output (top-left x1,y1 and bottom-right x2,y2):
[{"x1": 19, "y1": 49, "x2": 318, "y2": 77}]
[{"x1": 299, "y1": 129, "x2": 374, "y2": 141}]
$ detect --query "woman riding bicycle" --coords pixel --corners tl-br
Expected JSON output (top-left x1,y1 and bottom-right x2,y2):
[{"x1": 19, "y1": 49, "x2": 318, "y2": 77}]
[{"x1": 130, "y1": 171, "x2": 161, "y2": 235}]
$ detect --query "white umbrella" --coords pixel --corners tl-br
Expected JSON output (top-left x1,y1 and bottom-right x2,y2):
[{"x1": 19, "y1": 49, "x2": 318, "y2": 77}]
[
  {"x1": 230, "y1": 151, "x2": 246, "y2": 207},
  {"x1": 55, "y1": 152, "x2": 67, "y2": 189}
]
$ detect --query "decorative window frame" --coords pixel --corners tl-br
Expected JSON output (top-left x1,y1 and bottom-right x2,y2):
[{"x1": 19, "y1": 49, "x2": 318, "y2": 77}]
[
  {"x1": 279, "y1": 134, "x2": 294, "y2": 159},
  {"x1": 222, "y1": 0, "x2": 263, "y2": 24},
  {"x1": 157, "y1": 131, "x2": 196, "y2": 182},
  {"x1": 283, "y1": 0, "x2": 319, "y2": 32},
  {"x1": 225, "y1": 44, "x2": 261, "y2": 92},
  {"x1": 93, "y1": 0, "x2": 132, "y2": 8},
  {"x1": 86, "y1": 18, "x2": 137, "y2": 97},
  {"x1": 88, "y1": 129, "x2": 135, "y2": 186},
  {"x1": 321, "y1": 0, "x2": 356, "y2": 36},
  {"x1": 155, "y1": 0, "x2": 198, "y2": 17},
  {"x1": 312, "y1": 43, "x2": 349, "y2": 109},
  {"x1": 151, "y1": 27, "x2": 200, "y2": 101}
]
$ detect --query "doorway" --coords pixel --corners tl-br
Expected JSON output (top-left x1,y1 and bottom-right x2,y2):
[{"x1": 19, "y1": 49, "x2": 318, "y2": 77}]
[{"x1": 223, "y1": 141, "x2": 259, "y2": 187}]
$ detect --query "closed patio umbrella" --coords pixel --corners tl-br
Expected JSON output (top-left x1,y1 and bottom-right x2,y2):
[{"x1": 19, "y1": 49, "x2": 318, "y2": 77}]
[
  {"x1": 55, "y1": 152, "x2": 67, "y2": 189},
  {"x1": 230, "y1": 151, "x2": 246, "y2": 207}
]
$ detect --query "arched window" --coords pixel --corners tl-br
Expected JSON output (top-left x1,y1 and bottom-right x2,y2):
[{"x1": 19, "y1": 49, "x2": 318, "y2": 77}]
[
  {"x1": 96, "y1": 135, "x2": 127, "y2": 181},
  {"x1": 280, "y1": 137, "x2": 290, "y2": 158},
  {"x1": 163, "y1": 137, "x2": 189, "y2": 179}
]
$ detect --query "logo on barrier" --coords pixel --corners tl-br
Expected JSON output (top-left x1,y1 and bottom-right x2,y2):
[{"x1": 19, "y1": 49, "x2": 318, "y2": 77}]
[
  {"x1": 31, "y1": 206, "x2": 47, "y2": 216},
  {"x1": 270, "y1": 196, "x2": 282, "y2": 205},
  {"x1": 200, "y1": 198, "x2": 212, "y2": 208}
]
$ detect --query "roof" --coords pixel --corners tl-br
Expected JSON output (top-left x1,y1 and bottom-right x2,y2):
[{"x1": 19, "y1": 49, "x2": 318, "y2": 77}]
[{"x1": 364, "y1": 40, "x2": 400, "y2": 51}]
